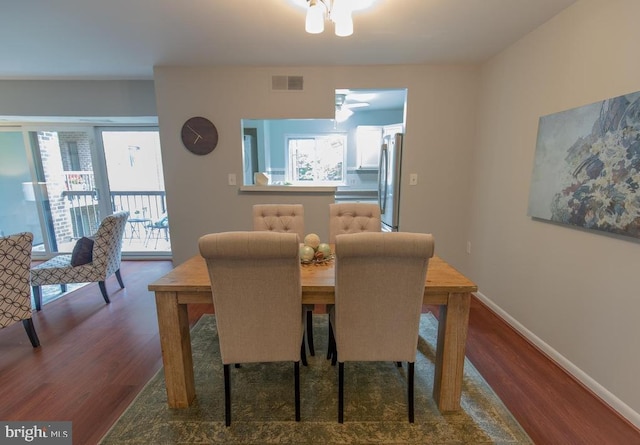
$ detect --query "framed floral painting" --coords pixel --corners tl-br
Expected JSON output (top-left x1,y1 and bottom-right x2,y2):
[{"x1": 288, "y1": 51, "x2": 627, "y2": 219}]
[{"x1": 528, "y1": 91, "x2": 640, "y2": 240}]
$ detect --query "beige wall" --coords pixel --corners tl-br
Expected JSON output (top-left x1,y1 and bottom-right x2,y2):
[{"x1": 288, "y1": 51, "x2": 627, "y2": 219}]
[
  {"x1": 153, "y1": 65, "x2": 478, "y2": 266},
  {"x1": 0, "y1": 80, "x2": 156, "y2": 117},
  {"x1": 471, "y1": 0, "x2": 640, "y2": 424}
]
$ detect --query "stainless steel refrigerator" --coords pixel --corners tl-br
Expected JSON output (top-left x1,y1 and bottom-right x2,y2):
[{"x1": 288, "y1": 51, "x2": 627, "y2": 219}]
[{"x1": 378, "y1": 132, "x2": 404, "y2": 232}]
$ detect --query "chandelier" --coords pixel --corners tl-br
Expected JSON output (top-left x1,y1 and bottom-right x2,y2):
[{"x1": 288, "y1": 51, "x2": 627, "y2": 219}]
[{"x1": 304, "y1": 0, "x2": 375, "y2": 37}]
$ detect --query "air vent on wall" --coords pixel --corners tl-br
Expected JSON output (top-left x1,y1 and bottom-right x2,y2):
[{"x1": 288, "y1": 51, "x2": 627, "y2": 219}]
[{"x1": 271, "y1": 75, "x2": 304, "y2": 91}]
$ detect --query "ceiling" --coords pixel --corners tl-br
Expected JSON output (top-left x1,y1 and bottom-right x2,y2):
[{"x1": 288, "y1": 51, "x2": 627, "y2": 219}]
[{"x1": 0, "y1": 0, "x2": 577, "y2": 80}]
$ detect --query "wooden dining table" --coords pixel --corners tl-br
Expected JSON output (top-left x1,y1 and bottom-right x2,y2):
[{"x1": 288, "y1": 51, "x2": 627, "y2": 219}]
[{"x1": 149, "y1": 252, "x2": 478, "y2": 412}]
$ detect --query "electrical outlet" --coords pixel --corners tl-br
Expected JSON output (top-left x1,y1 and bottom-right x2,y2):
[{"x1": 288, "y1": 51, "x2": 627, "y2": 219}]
[
  {"x1": 466, "y1": 241, "x2": 471, "y2": 255},
  {"x1": 409, "y1": 173, "x2": 418, "y2": 185},
  {"x1": 228, "y1": 173, "x2": 236, "y2": 186}
]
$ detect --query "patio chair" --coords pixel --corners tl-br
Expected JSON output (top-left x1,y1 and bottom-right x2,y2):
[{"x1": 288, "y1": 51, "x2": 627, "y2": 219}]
[
  {"x1": 0, "y1": 232, "x2": 40, "y2": 347},
  {"x1": 144, "y1": 214, "x2": 169, "y2": 248},
  {"x1": 328, "y1": 231, "x2": 434, "y2": 423},
  {"x1": 198, "y1": 231, "x2": 304, "y2": 426},
  {"x1": 30, "y1": 211, "x2": 129, "y2": 310}
]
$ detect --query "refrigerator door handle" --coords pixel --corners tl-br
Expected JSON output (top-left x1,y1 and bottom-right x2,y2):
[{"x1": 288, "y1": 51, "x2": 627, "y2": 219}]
[{"x1": 378, "y1": 143, "x2": 388, "y2": 213}]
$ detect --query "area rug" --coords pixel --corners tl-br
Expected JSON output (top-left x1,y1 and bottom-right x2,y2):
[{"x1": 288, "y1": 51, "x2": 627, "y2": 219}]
[{"x1": 100, "y1": 314, "x2": 533, "y2": 444}]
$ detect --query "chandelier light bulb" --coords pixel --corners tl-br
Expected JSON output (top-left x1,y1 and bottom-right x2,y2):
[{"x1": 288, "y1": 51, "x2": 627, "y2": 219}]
[
  {"x1": 305, "y1": 0, "x2": 325, "y2": 34},
  {"x1": 330, "y1": 0, "x2": 349, "y2": 23},
  {"x1": 334, "y1": 15, "x2": 353, "y2": 37},
  {"x1": 303, "y1": 0, "x2": 361, "y2": 36}
]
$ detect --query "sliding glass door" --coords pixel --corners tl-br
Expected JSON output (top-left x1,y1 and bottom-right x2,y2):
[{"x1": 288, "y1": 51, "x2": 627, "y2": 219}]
[
  {"x1": 0, "y1": 130, "x2": 44, "y2": 245},
  {"x1": 28, "y1": 127, "x2": 105, "y2": 254},
  {"x1": 98, "y1": 128, "x2": 170, "y2": 253},
  {"x1": 0, "y1": 124, "x2": 170, "y2": 258}
]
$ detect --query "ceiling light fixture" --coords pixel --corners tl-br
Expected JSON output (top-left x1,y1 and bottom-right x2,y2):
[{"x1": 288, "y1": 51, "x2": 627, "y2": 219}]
[
  {"x1": 305, "y1": 0, "x2": 355, "y2": 37},
  {"x1": 334, "y1": 94, "x2": 353, "y2": 122},
  {"x1": 334, "y1": 93, "x2": 371, "y2": 122}
]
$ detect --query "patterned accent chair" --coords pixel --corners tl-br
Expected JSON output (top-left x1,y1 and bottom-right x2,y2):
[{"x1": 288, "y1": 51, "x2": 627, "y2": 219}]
[
  {"x1": 0, "y1": 232, "x2": 40, "y2": 347},
  {"x1": 198, "y1": 231, "x2": 304, "y2": 426},
  {"x1": 328, "y1": 232, "x2": 434, "y2": 423},
  {"x1": 30, "y1": 211, "x2": 129, "y2": 311},
  {"x1": 252, "y1": 204, "x2": 315, "y2": 357},
  {"x1": 328, "y1": 203, "x2": 381, "y2": 243}
]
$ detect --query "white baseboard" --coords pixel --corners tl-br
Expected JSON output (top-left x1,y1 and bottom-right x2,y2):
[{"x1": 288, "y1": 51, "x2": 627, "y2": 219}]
[{"x1": 474, "y1": 291, "x2": 640, "y2": 429}]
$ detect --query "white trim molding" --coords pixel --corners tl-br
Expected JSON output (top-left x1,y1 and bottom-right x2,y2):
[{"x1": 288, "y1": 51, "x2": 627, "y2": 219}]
[{"x1": 474, "y1": 291, "x2": 640, "y2": 429}]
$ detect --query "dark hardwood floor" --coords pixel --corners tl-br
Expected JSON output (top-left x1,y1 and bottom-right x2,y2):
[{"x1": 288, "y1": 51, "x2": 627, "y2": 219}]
[{"x1": 1, "y1": 260, "x2": 638, "y2": 444}]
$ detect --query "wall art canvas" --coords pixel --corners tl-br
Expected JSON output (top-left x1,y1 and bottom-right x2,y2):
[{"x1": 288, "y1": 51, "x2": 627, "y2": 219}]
[{"x1": 528, "y1": 91, "x2": 640, "y2": 240}]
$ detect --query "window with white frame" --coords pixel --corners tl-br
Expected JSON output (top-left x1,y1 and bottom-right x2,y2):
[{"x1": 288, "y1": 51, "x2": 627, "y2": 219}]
[{"x1": 286, "y1": 133, "x2": 346, "y2": 185}]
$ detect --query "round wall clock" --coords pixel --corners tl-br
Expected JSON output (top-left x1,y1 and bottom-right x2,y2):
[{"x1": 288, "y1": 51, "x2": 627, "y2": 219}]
[{"x1": 180, "y1": 116, "x2": 218, "y2": 155}]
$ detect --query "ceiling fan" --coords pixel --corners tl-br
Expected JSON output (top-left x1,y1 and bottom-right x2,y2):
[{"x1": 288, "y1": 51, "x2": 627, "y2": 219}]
[
  {"x1": 335, "y1": 91, "x2": 369, "y2": 122},
  {"x1": 335, "y1": 92, "x2": 370, "y2": 111}
]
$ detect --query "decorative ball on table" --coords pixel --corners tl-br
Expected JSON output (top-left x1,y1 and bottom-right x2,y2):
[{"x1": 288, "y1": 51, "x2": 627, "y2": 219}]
[
  {"x1": 299, "y1": 245, "x2": 315, "y2": 263},
  {"x1": 303, "y1": 233, "x2": 320, "y2": 250},
  {"x1": 301, "y1": 235, "x2": 333, "y2": 265},
  {"x1": 317, "y1": 243, "x2": 331, "y2": 258}
]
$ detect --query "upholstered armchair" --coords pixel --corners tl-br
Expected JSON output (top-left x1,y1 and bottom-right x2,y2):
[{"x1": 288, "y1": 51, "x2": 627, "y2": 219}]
[
  {"x1": 0, "y1": 232, "x2": 40, "y2": 347},
  {"x1": 31, "y1": 211, "x2": 129, "y2": 311},
  {"x1": 252, "y1": 203, "x2": 315, "y2": 357},
  {"x1": 328, "y1": 232, "x2": 434, "y2": 423},
  {"x1": 198, "y1": 231, "x2": 304, "y2": 426},
  {"x1": 328, "y1": 203, "x2": 381, "y2": 243}
]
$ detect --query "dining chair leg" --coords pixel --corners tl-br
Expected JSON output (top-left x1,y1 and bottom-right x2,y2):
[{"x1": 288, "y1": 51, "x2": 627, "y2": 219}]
[
  {"x1": 408, "y1": 362, "x2": 415, "y2": 423},
  {"x1": 327, "y1": 319, "x2": 335, "y2": 360},
  {"x1": 224, "y1": 364, "x2": 231, "y2": 427},
  {"x1": 294, "y1": 361, "x2": 301, "y2": 421},
  {"x1": 338, "y1": 362, "x2": 344, "y2": 423},
  {"x1": 306, "y1": 310, "x2": 315, "y2": 356},
  {"x1": 300, "y1": 340, "x2": 308, "y2": 366}
]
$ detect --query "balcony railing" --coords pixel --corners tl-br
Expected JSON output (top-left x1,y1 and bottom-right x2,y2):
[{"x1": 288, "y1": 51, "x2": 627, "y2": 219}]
[
  {"x1": 60, "y1": 190, "x2": 169, "y2": 252},
  {"x1": 62, "y1": 171, "x2": 96, "y2": 191},
  {"x1": 110, "y1": 191, "x2": 167, "y2": 222}
]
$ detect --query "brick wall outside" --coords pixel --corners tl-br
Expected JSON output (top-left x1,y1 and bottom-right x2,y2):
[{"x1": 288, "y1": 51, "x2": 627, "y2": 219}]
[
  {"x1": 38, "y1": 132, "x2": 75, "y2": 244},
  {"x1": 39, "y1": 131, "x2": 99, "y2": 246},
  {"x1": 59, "y1": 131, "x2": 92, "y2": 172}
]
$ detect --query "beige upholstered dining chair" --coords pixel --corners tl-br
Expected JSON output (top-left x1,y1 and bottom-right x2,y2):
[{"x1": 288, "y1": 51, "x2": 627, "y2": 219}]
[
  {"x1": 326, "y1": 202, "x2": 382, "y2": 358},
  {"x1": 252, "y1": 204, "x2": 305, "y2": 238},
  {"x1": 328, "y1": 202, "x2": 381, "y2": 243},
  {"x1": 198, "y1": 231, "x2": 304, "y2": 426},
  {"x1": 0, "y1": 232, "x2": 40, "y2": 347},
  {"x1": 328, "y1": 231, "x2": 434, "y2": 423},
  {"x1": 30, "y1": 211, "x2": 129, "y2": 310},
  {"x1": 252, "y1": 203, "x2": 315, "y2": 357}
]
